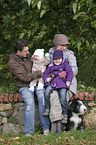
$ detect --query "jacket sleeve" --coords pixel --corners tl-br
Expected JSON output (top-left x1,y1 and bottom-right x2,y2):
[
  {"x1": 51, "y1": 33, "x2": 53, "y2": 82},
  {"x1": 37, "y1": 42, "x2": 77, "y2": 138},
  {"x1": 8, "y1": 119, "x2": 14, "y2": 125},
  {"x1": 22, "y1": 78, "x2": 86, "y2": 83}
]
[
  {"x1": 8, "y1": 60, "x2": 42, "y2": 83},
  {"x1": 66, "y1": 51, "x2": 78, "y2": 76},
  {"x1": 43, "y1": 67, "x2": 51, "y2": 83},
  {"x1": 64, "y1": 59, "x2": 73, "y2": 82}
]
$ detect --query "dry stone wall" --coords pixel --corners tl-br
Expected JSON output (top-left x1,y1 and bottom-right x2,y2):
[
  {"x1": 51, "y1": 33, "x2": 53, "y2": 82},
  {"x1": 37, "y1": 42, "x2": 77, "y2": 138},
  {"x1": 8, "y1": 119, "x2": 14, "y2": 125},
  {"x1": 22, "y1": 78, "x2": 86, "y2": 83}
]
[{"x1": 0, "y1": 91, "x2": 96, "y2": 134}]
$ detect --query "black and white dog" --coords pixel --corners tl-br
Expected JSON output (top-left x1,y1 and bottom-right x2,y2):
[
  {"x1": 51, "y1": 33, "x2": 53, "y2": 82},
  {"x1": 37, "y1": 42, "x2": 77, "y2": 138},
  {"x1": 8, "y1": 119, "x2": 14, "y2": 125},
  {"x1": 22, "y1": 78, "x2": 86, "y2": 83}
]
[{"x1": 63, "y1": 98, "x2": 87, "y2": 131}]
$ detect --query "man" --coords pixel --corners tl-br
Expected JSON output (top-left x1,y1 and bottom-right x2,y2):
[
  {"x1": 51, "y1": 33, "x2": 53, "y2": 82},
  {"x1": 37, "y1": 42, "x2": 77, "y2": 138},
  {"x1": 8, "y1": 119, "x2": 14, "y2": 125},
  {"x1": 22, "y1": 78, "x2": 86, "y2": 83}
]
[{"x1": 8, "y1": 39, "x2": 50, "y2": 136}]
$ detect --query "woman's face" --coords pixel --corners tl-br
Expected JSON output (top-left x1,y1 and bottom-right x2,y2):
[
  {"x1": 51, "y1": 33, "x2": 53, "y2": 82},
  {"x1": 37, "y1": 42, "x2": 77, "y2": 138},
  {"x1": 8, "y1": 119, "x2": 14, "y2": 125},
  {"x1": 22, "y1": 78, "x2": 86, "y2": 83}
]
[
  {"x1": 53, "y1": 58, "x2": 63, "y2": 65},
  {"x1": 56, "y1": 44, "x2": 68, "y2": 52}
]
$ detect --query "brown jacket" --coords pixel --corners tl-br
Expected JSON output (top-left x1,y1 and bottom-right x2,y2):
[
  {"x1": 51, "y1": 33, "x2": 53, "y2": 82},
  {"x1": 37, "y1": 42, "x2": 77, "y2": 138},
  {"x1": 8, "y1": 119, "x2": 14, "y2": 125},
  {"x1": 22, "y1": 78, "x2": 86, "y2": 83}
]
[{"x1": 8, "y1": 52, "x2": 42, "y2": 88}]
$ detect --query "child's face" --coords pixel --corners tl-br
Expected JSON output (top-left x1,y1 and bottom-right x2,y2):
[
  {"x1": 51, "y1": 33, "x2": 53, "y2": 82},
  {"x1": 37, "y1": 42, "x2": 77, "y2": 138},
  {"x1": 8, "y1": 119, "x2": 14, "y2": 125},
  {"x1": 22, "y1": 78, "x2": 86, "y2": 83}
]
[
  {"x1": 33, "y1": 55, "x2": 40, "y2": 61},
  {"x1": 56, "y1": 44, "x2": 68, "y2": 52},
  {"x1": 53, "y1": 58, "x2": 63, "y2": 65}
]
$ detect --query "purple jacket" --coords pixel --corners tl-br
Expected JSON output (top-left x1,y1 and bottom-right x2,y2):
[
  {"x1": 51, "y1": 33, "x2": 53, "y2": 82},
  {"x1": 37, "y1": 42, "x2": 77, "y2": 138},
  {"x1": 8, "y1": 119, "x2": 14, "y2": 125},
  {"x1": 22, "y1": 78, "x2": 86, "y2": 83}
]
[{"x1": 43, "y1": 58, "x2": 73, "y2": 89}]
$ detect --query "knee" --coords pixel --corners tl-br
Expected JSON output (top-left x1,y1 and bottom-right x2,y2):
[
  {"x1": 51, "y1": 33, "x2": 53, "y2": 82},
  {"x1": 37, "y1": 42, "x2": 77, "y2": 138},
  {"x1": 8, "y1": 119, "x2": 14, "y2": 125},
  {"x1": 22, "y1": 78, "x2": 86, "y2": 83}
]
[
  {"x1": 25, "y1": 99, "x2": 35, "y2": 111},
  {"x1": 45, "y1": 86, "x2": 52, "y2": 95}
]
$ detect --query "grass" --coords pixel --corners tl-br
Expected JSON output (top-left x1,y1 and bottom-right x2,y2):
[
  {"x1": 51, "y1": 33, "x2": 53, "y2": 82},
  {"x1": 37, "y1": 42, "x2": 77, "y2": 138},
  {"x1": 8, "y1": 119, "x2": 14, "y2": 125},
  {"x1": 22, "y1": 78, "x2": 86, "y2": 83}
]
[{"x1": 0, "y1": 129, "x2": 96, "y2": 145}]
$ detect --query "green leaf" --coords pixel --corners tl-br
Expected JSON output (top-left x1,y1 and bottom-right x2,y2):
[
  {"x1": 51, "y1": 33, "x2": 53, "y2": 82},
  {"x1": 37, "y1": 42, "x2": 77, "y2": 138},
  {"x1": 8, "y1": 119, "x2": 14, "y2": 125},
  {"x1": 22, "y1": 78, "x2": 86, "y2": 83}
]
[
  {"x1": 32, "y1": 1, "x2": 37, "y2": 8},
  {"x1": 92, "y1": 44, "x2": 96, "y2": 50},
  {"x1": 58, "y1": 0, "x2": 60, "y2": 5},
  {"x1": 81, "y1": 29, "x2": 89, "y2": 34},
  {"x1": 86, "y1": 40, "x2": 90, "y2": 47},
  {"x1": 27, "y1": 0, "x2": 31, "y2": 6},
  {"x1": 91, "y1": 21, "x2": 96, "y2": 28},
  {"x1": 40, "y1": 10, "x2": 46, "y2": 18},
  {"x1": 77, "y1": 42, "x2": 81, "y2": 50},
  {"x1": 73, "y1": 12, "x2": 86, "y2": 19},
  {"x1": 73, "y1": 3, "x2": 77, "y2": 14},
  {"x1": 86, "y1": 0, "x2": 93, "y2": 6},
  {"x1": 37, "y1": 1, "x2": 41, "y2": 9}
]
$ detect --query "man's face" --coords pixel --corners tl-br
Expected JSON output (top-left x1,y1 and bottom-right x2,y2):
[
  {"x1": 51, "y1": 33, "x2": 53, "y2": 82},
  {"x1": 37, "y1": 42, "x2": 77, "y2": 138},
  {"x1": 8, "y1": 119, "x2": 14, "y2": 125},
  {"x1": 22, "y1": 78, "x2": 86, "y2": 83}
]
[
  {"x1": 53, "y1": 58, "x2": 63, "y2": 65},
  {"x1": 56, "y1": 44, "x2": 68, "y2": 52},
  {"x1": 17, "y1": 46, "x2": 29, "y2": 57}
]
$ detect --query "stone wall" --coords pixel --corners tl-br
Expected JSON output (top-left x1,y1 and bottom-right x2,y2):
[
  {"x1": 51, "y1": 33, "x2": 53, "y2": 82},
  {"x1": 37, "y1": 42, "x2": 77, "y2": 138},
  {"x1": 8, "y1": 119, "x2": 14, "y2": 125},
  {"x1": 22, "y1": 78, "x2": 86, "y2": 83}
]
[
  {"x1": 0, "y1": 94, "x2": 40, "y2": 134},
  {"x1": 0, "y1": 92, "x2": 96, "y2": 102},
  {"x1": 0, "y1": 91, "x2": 96, "y2": 134}
]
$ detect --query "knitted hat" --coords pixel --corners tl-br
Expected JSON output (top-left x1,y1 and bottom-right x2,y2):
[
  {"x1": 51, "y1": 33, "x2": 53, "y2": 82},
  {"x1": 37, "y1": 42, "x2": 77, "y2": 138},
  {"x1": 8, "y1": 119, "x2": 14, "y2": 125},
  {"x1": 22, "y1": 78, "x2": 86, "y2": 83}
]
[
  {"x1": 33, "y1": 49, "x2": 44, "y2": 60},
  {"x1": 53, "y1": 50, "x2": 63, "y2": 60},
  {"x1": 53, "y1": 34, "x2": 70, "y2": 46}
]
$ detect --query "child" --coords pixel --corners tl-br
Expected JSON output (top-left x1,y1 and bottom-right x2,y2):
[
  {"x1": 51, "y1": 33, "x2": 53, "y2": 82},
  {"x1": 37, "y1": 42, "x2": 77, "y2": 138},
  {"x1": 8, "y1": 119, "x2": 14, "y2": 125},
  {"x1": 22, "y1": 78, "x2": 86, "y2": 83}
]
[
  {"x1": 43, "y1": 50, "x2": 73, "y2": 124},
  {"x1": 29, "y1": 49, "x2": 50, "y2": 92}
]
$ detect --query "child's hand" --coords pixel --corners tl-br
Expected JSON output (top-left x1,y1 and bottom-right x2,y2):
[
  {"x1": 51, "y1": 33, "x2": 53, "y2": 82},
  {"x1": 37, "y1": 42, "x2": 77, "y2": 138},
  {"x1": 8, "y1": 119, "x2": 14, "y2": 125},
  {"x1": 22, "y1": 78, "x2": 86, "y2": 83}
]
[
  {"x1": 46, "y1": 77, "x2": 51, "y2": 82},
  {"x1": 66, "y1": 82, "x2": 70, "y2": 88}
]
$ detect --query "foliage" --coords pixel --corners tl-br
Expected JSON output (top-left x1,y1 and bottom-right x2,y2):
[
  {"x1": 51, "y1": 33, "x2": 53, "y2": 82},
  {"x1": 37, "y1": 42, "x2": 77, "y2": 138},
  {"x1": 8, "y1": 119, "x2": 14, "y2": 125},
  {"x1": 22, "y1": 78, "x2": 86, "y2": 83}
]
[
  {"x1": 0, "y1": 0, "x2": 96, "y2": 90},
  {"x1": 77, "y1": 82, "x2": 96, "y2": 93},
  {"x1": 77, "y1": 54, "x2": 96, "y2": 87}
]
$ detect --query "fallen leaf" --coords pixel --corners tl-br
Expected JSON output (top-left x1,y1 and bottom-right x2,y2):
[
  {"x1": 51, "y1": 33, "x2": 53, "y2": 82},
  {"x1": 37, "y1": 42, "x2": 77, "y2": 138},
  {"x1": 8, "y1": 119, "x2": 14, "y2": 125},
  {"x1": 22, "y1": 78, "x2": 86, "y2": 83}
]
[
  {"x1": 9, "y1": 139, "x2": 13, "y2": 143},
  {"x1": 0, "y1": 139, "x2": 5, "y2": 141},
  {"x1": 14, "y1": 137, "x2": 20, "y2": 140},
  {"x1": 38, "y1": 134, "x2": 42, "y2": 137},
  {"x1": 71, "y1": 136, "x2": 74, "y2": 139},
  {"x1": 14, "y1": 141, "x2": 20, "y2": 144}
]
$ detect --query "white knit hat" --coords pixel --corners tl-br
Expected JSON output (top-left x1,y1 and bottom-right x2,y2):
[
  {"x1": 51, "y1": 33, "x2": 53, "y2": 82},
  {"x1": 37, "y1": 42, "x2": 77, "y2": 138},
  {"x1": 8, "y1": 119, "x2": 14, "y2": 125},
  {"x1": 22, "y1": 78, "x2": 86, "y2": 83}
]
[{"x1": 33, "y1": 49, "x2": 44, "y2": 60}]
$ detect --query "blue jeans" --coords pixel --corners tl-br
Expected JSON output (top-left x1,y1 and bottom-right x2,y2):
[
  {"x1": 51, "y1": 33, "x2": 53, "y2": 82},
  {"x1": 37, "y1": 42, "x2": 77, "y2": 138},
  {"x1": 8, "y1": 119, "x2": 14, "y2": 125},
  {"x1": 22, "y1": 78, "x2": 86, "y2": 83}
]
[
  {"x1": 45, "y1": 86, "x2": 68, "y2": 115},
  {"x1": 19, "y1": 87, "x2": 50, "y2": 135}
]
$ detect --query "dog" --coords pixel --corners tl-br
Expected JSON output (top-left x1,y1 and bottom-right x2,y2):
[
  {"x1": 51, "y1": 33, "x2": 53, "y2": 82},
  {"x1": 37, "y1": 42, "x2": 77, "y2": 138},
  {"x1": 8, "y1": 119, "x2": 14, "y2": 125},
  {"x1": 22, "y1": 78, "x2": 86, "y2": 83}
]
[{"x1": 63, "y1": 98, "x2": 87, "y2": 131}]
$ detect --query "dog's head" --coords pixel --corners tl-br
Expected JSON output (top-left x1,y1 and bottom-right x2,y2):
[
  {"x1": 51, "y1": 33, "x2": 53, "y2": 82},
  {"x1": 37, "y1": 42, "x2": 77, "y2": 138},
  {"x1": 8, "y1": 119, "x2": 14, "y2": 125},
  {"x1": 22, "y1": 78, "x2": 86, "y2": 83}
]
[{"x1": 68, "y1": 98, "x2": 87, "y2": 115}]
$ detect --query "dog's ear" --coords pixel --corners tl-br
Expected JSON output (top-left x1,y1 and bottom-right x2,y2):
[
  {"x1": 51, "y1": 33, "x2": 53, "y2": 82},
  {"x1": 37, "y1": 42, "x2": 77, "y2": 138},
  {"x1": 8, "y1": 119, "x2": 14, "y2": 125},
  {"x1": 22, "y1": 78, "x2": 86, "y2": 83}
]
[{"x1": 69, "y1": 102, "x2": 75, "y2": 112}]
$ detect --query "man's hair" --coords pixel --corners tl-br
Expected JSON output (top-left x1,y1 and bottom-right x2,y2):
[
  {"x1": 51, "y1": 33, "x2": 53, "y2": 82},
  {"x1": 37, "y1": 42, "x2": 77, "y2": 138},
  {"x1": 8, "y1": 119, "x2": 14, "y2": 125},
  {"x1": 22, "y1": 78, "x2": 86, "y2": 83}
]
[{"x1": 13, "y1": 39, "x2": 28, "y2": 52}]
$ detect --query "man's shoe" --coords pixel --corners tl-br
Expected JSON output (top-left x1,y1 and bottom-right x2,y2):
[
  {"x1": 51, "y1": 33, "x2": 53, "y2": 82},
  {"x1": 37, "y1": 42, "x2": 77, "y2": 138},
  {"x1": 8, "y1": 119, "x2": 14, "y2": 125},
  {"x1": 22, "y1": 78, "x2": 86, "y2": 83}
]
[
  {"x1": 61, "y1": 115, "x2": 68, "y2": 124},
  {"x1": 43, "y1": 109, "x2": 49, "y2": 116},
  {"x1": 43, "y1": 130, "x2": 50, "y2": 135}
]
